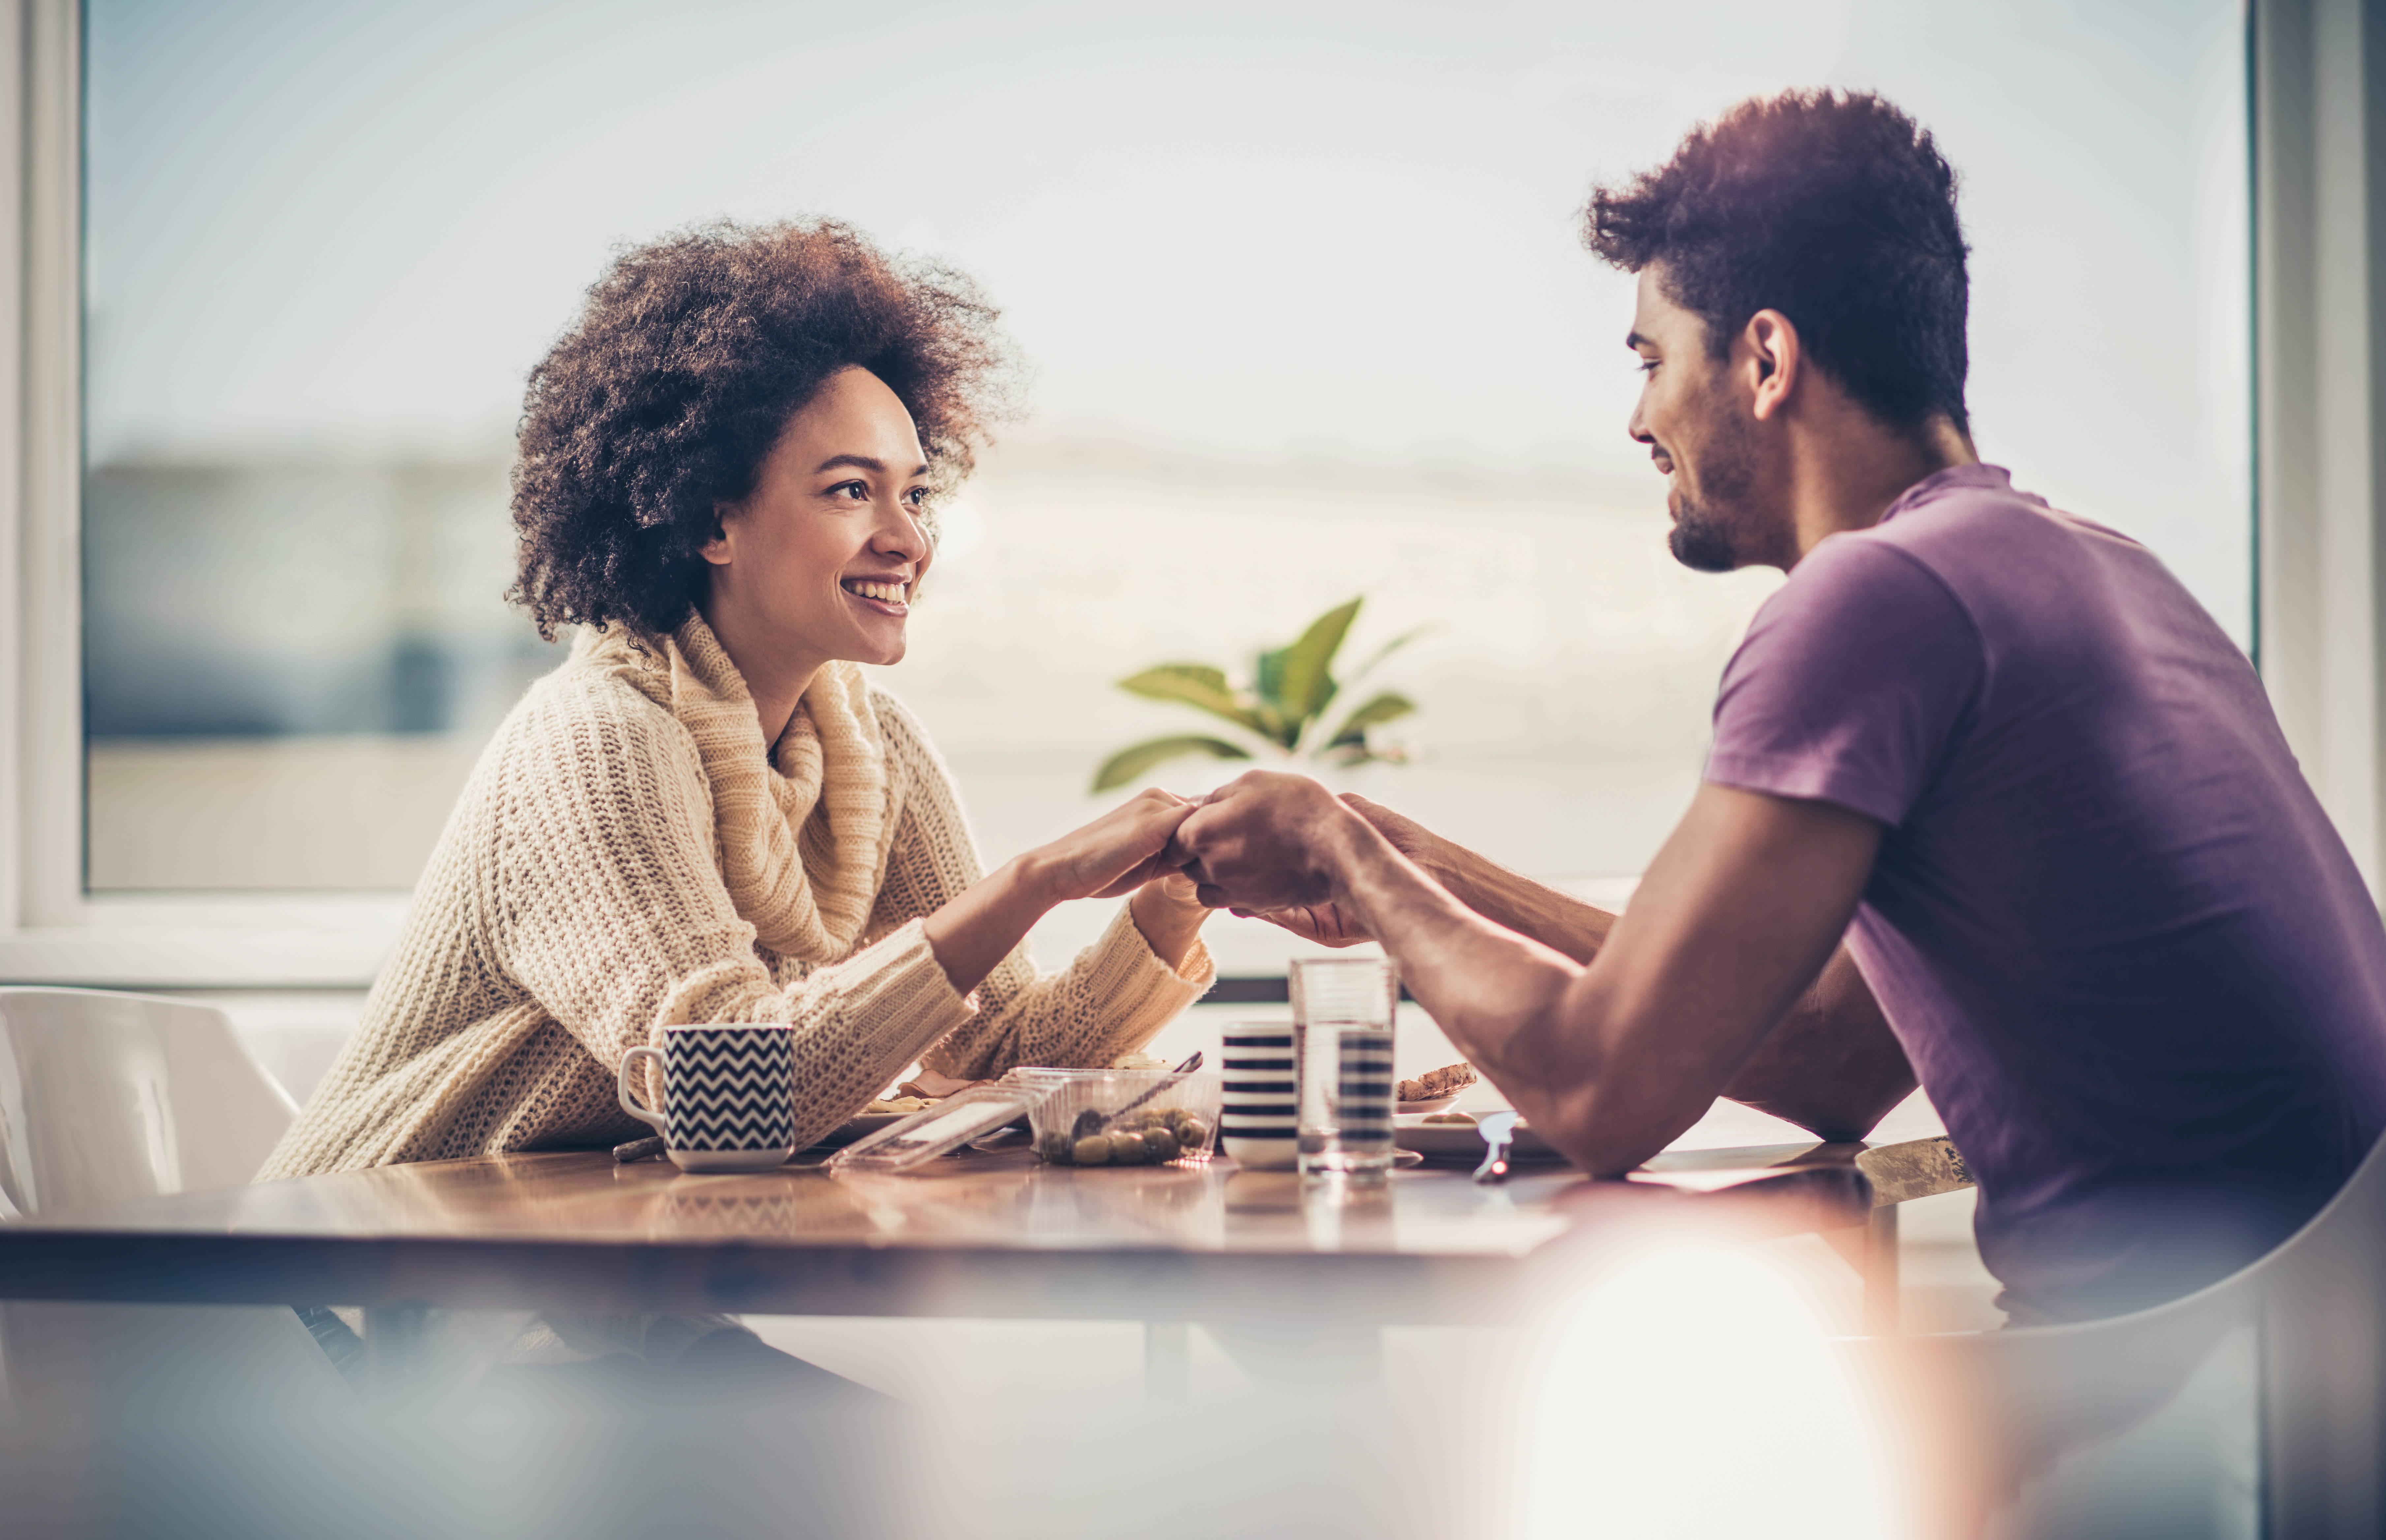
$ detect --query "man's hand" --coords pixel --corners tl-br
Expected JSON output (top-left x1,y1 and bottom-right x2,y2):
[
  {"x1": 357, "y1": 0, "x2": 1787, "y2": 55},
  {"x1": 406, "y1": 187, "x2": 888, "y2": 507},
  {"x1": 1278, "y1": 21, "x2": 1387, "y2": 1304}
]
[
  {"x1": 1239, "y1": 898, "x2": 1374, "y2": 947},
  {"x1": 1227, "y1": 794, "x2": 1435, "y2": 944},
  {"x1": 1165, "y1": 771, "x2": 1359, "y2": 911}
]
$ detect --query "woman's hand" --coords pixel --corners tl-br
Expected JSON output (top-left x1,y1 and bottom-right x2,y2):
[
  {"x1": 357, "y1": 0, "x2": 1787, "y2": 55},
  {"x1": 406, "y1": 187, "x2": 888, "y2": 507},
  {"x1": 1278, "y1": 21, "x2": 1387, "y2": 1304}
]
[
  {"x1": 923, "y1": 790, "x2": 1199, "y2": 1000},
  {"x1": 1026, "y1": 787, "x2": 1202, "y2": 903},
  {"x1": 1129, "y1": 864, "x2": 1212, "y2": 972}
]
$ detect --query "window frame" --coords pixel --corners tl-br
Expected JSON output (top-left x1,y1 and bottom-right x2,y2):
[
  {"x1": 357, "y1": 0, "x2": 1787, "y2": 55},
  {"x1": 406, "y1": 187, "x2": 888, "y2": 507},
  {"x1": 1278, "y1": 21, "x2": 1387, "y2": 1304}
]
[
  {"x1": 0, "y1": 0, "x2": 2340, "y2": 987},
  {"x1": 0, "y1": 0, "x2": 405, "y2": 984}
]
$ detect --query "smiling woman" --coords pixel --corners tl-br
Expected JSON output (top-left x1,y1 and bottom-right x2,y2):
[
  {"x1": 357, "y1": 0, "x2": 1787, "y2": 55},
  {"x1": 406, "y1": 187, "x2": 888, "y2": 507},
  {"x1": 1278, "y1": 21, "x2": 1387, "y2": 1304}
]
[{"x1": 258, "y1": 221, "x2": 1219, "y2": 1191}]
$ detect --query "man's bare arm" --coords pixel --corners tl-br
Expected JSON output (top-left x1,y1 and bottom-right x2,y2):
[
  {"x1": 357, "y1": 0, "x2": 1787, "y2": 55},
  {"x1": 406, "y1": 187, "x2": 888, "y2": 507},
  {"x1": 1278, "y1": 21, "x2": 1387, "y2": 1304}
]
[
  {"x1": 1174, "y1": 774, "x2": 1889, "y2": 1174},
  {"x1": 1336, "y1": 794, "x2": 1915, "y2": 1140}
]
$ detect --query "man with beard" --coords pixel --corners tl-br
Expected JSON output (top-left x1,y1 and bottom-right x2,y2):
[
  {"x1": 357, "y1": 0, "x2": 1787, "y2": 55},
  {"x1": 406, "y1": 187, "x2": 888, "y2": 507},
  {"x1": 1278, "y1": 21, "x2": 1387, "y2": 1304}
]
[{"x1": 1166, "y1": 90, "x2": 2386, "y2": 1324}]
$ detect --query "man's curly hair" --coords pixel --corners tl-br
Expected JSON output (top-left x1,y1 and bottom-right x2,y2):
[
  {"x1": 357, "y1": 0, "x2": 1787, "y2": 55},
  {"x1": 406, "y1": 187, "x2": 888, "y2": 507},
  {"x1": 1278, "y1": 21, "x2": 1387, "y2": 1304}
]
[
  {"x1": 508, "y1": 219, "x2": 1014, "y2": 639},
  {"x1": 1586, "y1": 90, "x2": 1970, "y2": 433}
]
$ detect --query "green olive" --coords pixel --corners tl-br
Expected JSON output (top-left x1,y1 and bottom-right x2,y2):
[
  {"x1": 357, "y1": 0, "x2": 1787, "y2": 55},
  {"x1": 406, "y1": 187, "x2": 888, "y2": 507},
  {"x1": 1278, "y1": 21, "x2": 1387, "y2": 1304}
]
[
  {"x1": 1072, "y1": 1135, "x2": 1112, "y2": 1166},
  {"x1": 1174, "y1": 1115, "x2": 1211, "y2": 1150},
  {"x1": 1108, "y1": 1130, "x2": 1147, "y2": 1165},
  {"x1": 1143, "y1": 1126, "x2": 1180, "y2": 1161}
]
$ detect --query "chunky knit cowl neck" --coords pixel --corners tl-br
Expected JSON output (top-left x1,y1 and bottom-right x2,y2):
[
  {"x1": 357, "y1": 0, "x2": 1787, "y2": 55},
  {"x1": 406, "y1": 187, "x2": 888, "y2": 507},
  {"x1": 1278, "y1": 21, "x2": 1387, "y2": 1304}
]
[{"x1": 573, "y1": 612, "x2": 900, "y2": 963}]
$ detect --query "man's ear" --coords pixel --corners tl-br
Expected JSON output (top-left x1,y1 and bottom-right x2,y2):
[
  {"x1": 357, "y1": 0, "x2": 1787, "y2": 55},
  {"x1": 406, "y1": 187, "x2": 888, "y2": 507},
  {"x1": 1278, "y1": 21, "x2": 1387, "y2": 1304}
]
[
  {"x1": 698, "y1": 504, "x2": 736, "y2": 567},
  {"x1": 1743, "y1": 309, "x2": 1801, "y2": 422}
]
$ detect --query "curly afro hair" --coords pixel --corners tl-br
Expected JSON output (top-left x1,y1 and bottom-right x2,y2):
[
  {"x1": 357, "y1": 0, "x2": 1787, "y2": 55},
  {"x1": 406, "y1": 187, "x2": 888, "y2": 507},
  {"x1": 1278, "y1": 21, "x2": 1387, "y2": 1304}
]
[
  {"x1": 1586, "y1": 90, "x2": 1970, "y2": 433},
  {"x1": 508, "y1": 219, "x2": 1015, "y2": 639}
]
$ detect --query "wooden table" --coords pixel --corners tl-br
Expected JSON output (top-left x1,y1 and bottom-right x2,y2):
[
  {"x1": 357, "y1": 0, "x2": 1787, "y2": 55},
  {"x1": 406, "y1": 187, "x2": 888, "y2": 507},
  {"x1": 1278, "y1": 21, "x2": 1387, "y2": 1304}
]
[{"x1": 0, "y1": 1127, "x2": 1971, "y2": 1379}]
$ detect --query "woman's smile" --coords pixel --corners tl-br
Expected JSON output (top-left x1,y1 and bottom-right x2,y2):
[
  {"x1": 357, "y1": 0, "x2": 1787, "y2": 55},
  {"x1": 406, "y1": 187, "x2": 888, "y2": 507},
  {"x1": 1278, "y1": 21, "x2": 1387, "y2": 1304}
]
[{"x1": 841, "y1": 574, "x2": 912, "y2": 617}]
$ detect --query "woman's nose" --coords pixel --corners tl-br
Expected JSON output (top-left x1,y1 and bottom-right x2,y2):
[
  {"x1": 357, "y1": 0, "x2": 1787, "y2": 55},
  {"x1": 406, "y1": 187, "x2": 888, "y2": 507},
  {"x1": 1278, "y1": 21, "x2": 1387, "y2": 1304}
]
[{"x1": 874, "y1": 498, "x2": 928, "y2": 557}]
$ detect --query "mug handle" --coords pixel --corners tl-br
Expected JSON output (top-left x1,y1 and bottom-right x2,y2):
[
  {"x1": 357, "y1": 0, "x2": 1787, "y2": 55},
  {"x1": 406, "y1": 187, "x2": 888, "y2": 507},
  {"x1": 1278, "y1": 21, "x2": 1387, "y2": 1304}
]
[{"x1": 617, "y1": 1046, "x2": 668, "y2": 1135}]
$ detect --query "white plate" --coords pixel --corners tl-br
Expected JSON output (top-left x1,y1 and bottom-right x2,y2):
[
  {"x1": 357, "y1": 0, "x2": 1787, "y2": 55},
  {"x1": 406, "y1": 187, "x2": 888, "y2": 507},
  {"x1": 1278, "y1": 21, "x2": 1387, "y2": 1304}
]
[
  {"x1": 1395, "y1": 1094, "x2": 1458, "y2": 1116},
  {"x1": 1394, "y1": 1119, "x2": 1567, "y2": 1163}
]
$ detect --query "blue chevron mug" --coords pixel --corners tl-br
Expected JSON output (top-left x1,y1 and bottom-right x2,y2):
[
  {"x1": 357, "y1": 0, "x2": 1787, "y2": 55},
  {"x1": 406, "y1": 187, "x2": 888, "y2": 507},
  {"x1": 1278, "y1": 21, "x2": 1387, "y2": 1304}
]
[{"x1": 617, "y1": 1024, "x2": 799, "y2": 1172}]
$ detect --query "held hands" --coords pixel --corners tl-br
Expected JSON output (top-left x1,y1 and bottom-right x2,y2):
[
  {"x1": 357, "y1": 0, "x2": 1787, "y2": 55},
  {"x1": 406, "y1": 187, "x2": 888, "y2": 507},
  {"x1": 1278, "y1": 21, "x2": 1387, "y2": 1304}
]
[
  {"x1": 1036, "y1": 774, "x2": 1427, "y2": 951},
  {"x1": 1028, "y1": 787, "x2": 1205, "y2": 904},
  {"x1": 1163, "y1": 770, "x2": 1360, "y2": 913}
]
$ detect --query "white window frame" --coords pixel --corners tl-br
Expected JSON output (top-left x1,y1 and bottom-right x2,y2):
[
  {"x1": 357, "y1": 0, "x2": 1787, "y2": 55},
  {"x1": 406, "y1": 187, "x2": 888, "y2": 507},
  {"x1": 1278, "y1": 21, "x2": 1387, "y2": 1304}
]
[
  {"x1": 0, "y1": 0, "x2": 2347, "y2": 987},
  {"x1": 2254, "y1": 0, "x2": 2386, "y2": 901},
  {"x1": 0, "y1": 0, "x2": 402, "y2": 985}
]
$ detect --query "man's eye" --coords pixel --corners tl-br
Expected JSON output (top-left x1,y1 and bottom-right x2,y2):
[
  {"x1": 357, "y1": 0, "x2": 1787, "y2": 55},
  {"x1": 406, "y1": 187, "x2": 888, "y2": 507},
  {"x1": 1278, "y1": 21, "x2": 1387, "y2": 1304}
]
[{"x1": 1638, "y1": 358, "x2": 1660, "y2": 375}]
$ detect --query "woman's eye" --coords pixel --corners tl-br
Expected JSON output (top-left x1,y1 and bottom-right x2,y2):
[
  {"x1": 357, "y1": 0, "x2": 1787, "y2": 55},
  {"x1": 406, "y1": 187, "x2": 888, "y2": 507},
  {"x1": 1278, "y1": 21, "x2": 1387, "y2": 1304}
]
[
  {"x1": 906, "y1": 487, "x2": 930, "y2": 508},
  {"x1": 832, "y1": 480, "x2": 869, "y2": 500}
]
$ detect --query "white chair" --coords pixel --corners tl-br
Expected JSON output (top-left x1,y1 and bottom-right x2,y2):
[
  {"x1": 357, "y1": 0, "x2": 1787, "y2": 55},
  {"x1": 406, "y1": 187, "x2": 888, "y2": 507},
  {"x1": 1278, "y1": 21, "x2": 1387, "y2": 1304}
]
[
  {"x1": 1852, "y1": 1128, "x2": 2386, "y2": 1539},
  {"x1": 0, "y1": 987, "x2": 356, "y2": 1532},
  {"x1": 0, "y1": 985, "x2": 300, "y2": 1216}
]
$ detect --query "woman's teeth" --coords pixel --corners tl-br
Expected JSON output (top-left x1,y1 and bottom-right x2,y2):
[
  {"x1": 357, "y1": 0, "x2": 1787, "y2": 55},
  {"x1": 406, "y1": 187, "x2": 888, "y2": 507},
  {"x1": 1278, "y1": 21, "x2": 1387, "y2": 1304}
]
[{"x1": 847, "y1": 580, "x2": 908, "y2": 603}]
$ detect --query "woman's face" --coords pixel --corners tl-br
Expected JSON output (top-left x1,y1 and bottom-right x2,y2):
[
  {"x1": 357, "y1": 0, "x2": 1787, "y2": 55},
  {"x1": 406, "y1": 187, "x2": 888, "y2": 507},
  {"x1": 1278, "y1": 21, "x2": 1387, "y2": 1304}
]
[{"x1": 700, "y1": 366, "x2": 933, "y2": 673}]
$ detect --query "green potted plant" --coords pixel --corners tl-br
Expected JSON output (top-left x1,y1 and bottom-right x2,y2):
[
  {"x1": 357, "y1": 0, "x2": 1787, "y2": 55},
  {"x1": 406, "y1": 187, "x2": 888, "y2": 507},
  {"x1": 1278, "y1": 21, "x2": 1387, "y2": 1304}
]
[{"x1": 1091, "y1": 597, "x2": 1426, "y2": 792}]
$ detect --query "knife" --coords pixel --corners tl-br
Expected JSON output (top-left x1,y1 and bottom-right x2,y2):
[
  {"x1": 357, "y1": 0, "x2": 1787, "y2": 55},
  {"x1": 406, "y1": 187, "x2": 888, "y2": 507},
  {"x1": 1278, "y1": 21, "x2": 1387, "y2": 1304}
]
[{"x1": 1472, "y1": 1110, "x2": 1518, "y2": 1184}]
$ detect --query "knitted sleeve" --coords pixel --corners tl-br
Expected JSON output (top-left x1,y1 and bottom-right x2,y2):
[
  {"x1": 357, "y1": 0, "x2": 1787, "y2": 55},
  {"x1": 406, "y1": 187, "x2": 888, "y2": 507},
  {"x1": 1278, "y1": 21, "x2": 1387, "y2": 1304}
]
[
  {"x1": 861, "y1": 691, "x2": 1216, "y2": 1081},
  {"x1": 489, "y1": 676, "x2": 978, "y2": 1151}
]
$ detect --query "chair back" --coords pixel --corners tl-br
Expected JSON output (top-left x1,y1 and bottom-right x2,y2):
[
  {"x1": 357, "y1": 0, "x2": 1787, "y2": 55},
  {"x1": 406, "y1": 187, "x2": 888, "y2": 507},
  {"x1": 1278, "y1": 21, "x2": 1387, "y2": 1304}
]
[
  {"x1": 1857, "y1": 1128, "x2": 2386, "y2": 1538},
  {"x1": 0, "y1": 987, "x2": 297, "y2": 1217}
]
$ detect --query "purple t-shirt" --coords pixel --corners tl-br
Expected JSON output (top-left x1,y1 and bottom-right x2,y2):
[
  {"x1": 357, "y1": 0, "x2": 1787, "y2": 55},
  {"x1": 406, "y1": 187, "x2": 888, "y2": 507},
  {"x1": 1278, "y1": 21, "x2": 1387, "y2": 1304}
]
[{"x1": 1708, "y1": 463, "x2": 2386, "y2": 1322}]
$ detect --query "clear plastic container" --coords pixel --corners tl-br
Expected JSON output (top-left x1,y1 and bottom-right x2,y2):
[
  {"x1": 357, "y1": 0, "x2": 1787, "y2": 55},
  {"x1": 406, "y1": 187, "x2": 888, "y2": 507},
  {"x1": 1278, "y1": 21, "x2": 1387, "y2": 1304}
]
[
  {"x1": 826, "y1": 1085, "x2": 1050, "y2": 1173},
  {"x1": 1021, "y1": 1069, "x2": 1222, "y2": 1167}
]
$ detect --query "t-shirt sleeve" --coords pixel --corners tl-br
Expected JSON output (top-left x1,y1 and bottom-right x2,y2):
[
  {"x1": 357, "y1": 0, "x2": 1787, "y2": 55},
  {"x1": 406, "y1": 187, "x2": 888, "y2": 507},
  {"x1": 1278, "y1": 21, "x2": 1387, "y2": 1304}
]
[{"x1": 1706, "y1": 537, "x2": 1986, "y2": 828}]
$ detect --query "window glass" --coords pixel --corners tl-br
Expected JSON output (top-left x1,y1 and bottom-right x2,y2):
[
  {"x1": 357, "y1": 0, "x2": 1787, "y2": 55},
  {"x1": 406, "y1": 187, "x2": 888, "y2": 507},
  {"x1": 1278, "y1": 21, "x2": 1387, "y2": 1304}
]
[{"x1": 83, "y1": 0, "x2": 2249, "y2": 891}]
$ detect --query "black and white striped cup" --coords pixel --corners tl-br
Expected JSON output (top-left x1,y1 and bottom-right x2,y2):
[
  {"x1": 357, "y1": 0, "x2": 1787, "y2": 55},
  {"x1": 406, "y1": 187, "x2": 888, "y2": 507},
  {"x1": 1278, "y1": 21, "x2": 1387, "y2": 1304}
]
[
  {"x1": 617, "y1": 1024, "x2": 799, "y2": 1173},
  {"x1": 1220, "y1": 1022, "x2": 1299, "y2": 1169}
]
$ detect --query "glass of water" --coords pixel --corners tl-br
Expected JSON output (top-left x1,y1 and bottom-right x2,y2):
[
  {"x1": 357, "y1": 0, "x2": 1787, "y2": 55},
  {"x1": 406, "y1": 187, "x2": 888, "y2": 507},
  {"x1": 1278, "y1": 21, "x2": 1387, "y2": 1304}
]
[{"x1": 1292, "y1": 956, "x2": 1400, "y2": 1182}]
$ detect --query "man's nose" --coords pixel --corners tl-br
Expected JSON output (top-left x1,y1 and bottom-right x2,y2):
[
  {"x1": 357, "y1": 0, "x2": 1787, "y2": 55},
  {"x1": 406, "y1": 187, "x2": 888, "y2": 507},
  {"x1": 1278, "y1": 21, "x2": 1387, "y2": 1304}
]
[{"x1": 1627, "y1": 398, "x2": 1653, "y2": 447}]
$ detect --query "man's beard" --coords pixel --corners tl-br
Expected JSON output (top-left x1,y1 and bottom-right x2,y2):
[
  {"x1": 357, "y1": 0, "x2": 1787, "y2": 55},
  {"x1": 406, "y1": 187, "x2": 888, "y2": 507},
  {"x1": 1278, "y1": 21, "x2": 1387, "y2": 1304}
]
[{"x1": 1666, "y1": 406, "x2": 1760, "y2": 574}]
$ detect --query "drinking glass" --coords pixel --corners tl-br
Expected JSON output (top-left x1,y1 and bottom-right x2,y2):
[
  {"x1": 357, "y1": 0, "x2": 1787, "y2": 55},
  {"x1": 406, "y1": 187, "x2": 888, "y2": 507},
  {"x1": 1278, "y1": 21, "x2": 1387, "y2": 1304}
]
[{"x1": 1291, "y1": 956, "x2": 1399, "y2": 1182}]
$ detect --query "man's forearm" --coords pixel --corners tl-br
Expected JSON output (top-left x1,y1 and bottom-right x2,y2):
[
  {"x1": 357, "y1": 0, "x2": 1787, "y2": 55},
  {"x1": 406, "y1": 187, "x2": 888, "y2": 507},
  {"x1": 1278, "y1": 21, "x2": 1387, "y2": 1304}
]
[
  {"x1": 1411, "y1": 844, "x2": 1616, "y2": 965},
  {"x1": 1719, "y1": 945, "x2": 1916, "y2": 1139},
  {"x1": 1411, "y1": 822, "x2": 1910, "y2": 1142},
  {"x1": 1312, "y1": 814, "x2": 1597, "y2": 1125}
]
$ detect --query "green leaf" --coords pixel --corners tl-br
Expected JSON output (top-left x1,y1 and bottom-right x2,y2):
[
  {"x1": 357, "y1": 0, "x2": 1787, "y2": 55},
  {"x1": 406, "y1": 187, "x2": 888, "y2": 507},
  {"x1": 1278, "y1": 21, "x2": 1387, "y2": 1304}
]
[
  {"x1": 1324, "y1": 690, "x2": 1416, "y2": 749},
  {"x1": 1339, "y1": 623, "x2": 1433, "y2": 692},
  {"x1": 1249, "y1": 648, "x2": 1298, "y2": 748},
  {"x1": 1276, "y1": 597, "x2": 1363, "y2": 734},
  {"x1": 1089, "y1": 735, "x2": 1254, "y2": 793},
  {"x1": 1116, "y1": 665, "x2": 1267, "y2": 735}
]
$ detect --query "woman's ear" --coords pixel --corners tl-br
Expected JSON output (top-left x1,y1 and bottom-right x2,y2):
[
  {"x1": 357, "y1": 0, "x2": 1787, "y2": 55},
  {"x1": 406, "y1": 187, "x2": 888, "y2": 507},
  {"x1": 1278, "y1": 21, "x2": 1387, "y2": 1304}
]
[{"x1": 698, "y1": 503, "x2": 737, "y2": 567}]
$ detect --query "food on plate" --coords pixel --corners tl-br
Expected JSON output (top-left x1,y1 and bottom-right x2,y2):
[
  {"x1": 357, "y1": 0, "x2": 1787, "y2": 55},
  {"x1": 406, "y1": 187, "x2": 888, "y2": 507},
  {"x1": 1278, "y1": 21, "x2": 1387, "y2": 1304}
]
[
  {"x1": 1397, "y1": 1063, "x2": 1478, "y2": 1103},
  {"x1": 1420, "y1": 1111, "x2": 1478, "y2": 1125},
  {"x1": 862, "y1": 1095, "x2": 932, "y2": 1115},
  {"x1": 1039, "y1": 1106, "x2": 1210, "y2": 1165}
]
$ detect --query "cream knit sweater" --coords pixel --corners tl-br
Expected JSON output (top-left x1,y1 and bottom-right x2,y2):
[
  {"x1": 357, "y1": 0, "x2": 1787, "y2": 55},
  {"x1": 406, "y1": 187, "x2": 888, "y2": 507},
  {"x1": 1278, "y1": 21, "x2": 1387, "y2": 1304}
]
[{"x1": 259, "y1": 613, "x2": 1214, "y2": 1181}]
